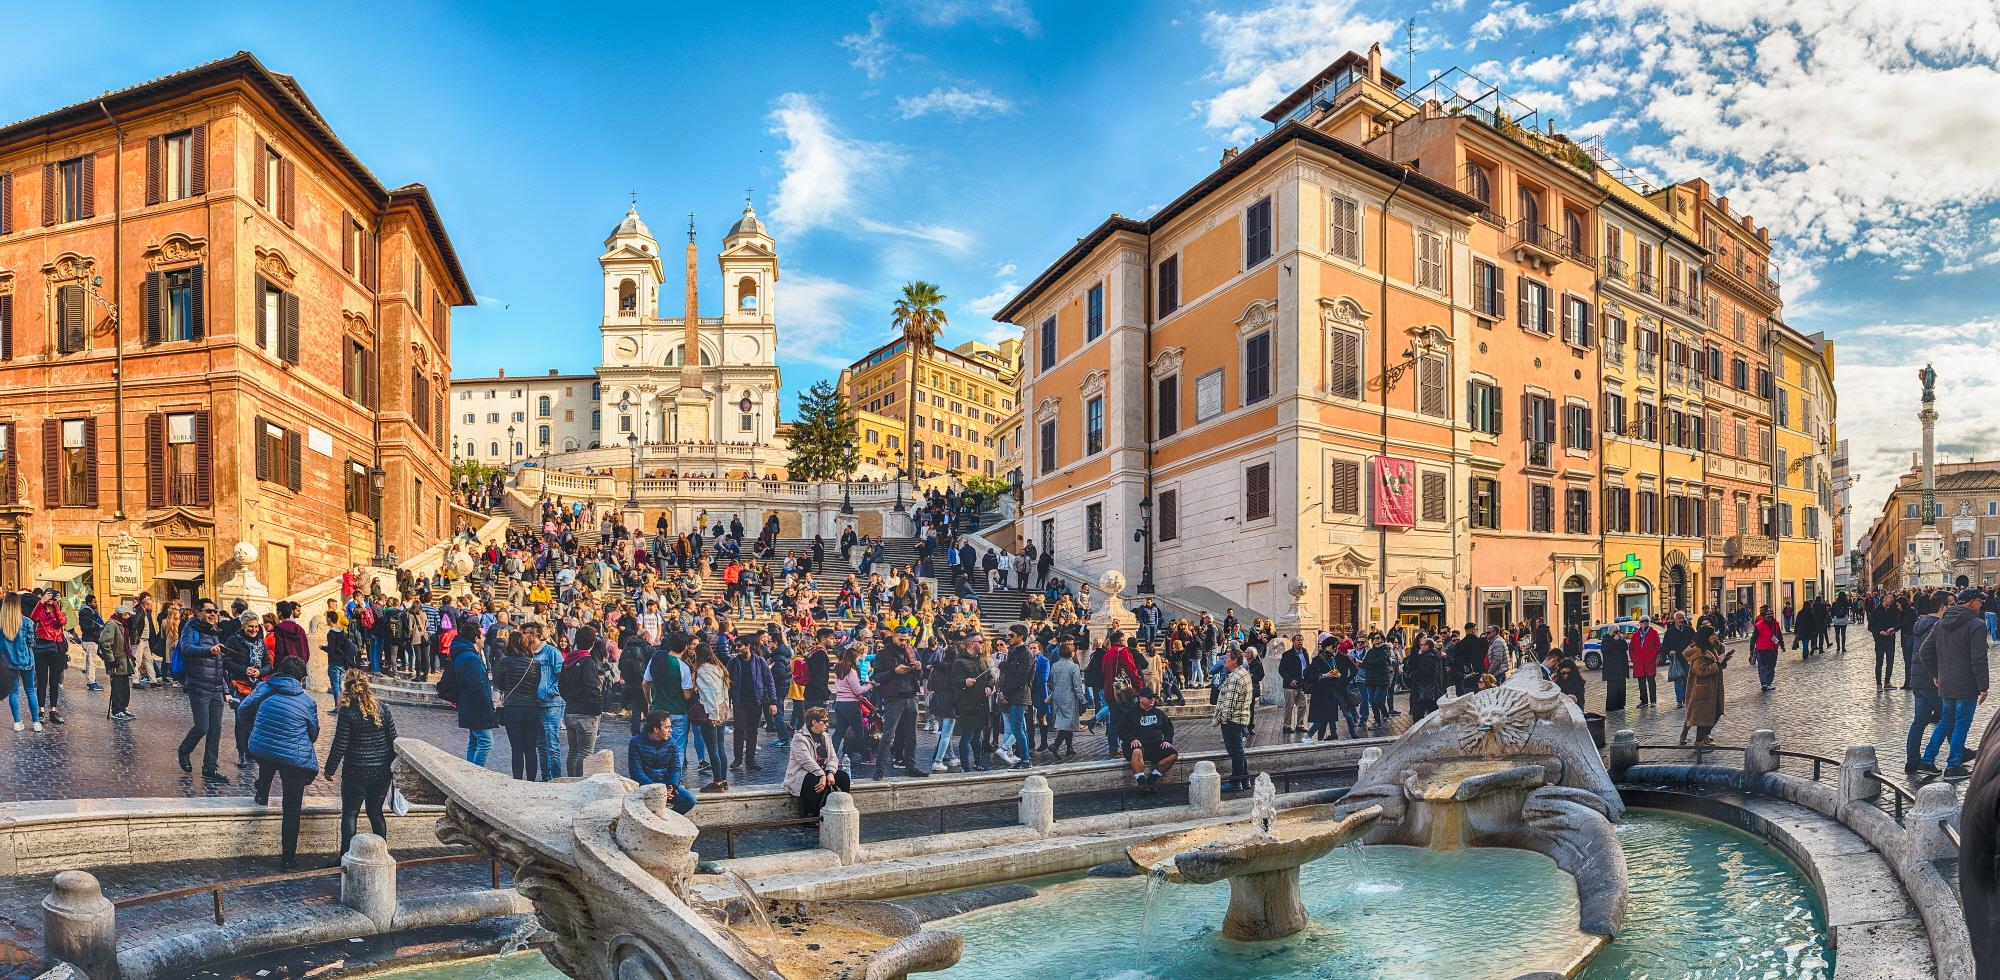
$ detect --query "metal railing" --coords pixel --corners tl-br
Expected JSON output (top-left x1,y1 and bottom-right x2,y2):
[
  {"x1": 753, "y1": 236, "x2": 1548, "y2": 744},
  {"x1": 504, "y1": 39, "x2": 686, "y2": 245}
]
[
  {"x1": 1601, "y1": 257, "x2": 1627, "y2": 281},
  {"x1": 1511, "y1": 220, "x2": 1570, "y2": 259},
  {"x1": 1635, "y1": 272, "x2": 1658, "y2": 297},
  {"x1": 1527, "y1": 441, "x2": 1553, "y2": 468},
  {"x1": 111, "y1": 852, "x2": 500, "y2": 927}
]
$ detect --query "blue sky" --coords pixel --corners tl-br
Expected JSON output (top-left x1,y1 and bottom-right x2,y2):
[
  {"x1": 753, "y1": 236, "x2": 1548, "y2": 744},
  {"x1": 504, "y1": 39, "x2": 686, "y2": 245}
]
[{"x1": 4, "y1": 0, "x2": 1997, "y2": 526}]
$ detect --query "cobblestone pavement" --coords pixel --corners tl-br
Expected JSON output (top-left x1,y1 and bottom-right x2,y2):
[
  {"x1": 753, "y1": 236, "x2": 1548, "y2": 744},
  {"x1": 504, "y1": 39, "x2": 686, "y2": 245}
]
[
  {"x1": 1, "y1": 634, "x2": 1978, "y2": 803},
  {"x1": 0, "y1": 671, "x2": 1380, "y2": 802}
]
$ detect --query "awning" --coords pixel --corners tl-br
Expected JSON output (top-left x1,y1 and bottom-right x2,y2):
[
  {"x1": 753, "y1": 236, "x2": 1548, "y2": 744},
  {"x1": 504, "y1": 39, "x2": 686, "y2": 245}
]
[
  {"x1": 156, "y1": 568, "x2": 206, "y2": 582},
  {"x1": 35, "y1": 565, "x2": 91, "y2": 583}
]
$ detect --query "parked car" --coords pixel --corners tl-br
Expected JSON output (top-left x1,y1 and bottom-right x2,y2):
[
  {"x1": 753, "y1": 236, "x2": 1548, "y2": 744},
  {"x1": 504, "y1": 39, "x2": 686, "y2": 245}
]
[{"x1": 1579, "y1": 619, "x2": 1647, "y2": 671}]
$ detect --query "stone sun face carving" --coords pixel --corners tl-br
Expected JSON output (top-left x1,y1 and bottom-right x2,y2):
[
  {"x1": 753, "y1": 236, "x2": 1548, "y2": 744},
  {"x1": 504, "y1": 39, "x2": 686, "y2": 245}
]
[{"x1": 1435, "y1": 685, "x2": 1554, "y2": 755}]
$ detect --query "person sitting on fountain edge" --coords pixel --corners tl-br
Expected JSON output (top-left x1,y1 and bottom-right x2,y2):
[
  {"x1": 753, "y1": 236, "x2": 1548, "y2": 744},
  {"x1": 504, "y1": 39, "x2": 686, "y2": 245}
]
[
  {"x1": 1126, "y1": 688, "x2": 1178, "y2": 789},
  {"x1": 628, "y1": 711, "x2": 697, "y2": 814}
]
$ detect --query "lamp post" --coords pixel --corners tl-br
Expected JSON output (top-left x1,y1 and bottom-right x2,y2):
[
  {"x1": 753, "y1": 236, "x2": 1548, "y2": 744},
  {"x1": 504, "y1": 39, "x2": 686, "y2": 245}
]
[
  {"x1": 1136, "y1": 494, "x2": 1155, "y2": 594},
  {"x1": 626, "y1": 432, "x2": 639, "y2": 507},
  {"x1": 892, "y1": 450, "x2": 906, "y2": 514},
  {"x1": 506, "y1": 425, "x2": 516, "y2": 467},
  {"x1": 840, "y1": 461, "x2": 855, "y2": 515},
  {"x1": 369, "y1": 464, "x2": 387, "y2": 567}
]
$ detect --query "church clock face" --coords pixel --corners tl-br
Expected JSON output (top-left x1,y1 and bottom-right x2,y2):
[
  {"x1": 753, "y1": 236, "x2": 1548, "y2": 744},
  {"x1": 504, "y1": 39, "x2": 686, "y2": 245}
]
[
  {"x1": 614, "y1": 337, "x2": 640, "y2": 362},
  {"x1": 731, "y1": 335, "x2": 760, "y2": 362}
]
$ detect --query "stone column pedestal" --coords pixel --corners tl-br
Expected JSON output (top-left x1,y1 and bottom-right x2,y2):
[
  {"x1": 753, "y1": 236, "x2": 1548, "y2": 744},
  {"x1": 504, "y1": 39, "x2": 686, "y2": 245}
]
[
  {"x1": 1356, "y1": 747, "x2": 1384, "y2": 785},
  {"x1": 1907, "y1": 781, "x2": 1962, "y2": 870},
  {"x1": 1222, "y1": 866, "x2": 1308, "y2": 942},
  {"x1": 341, "y1": 834, "x2": 398, "y2": 932},
  {"x1": 1742, "y1": 729, "x2": 1778, "y2": 792},
  {"x1": 821, "y1": 791, "x2": 861, "y2": 864},
  {"x1": 42, "y1": 870, "x2": 118, "y2": 979},
  {"x1": 1187, "y1": 761, "x2": 1222, "y2": 815},
  {"x1": 1839, "y1": 745, "x2": 1880, "y2": 805},
  {"x1": 1018, "y1": 774, "x2": 1054, "y2": 836},
  {"x1": 1608, "y1": 730, "x2": 1637, "y2": 780}
]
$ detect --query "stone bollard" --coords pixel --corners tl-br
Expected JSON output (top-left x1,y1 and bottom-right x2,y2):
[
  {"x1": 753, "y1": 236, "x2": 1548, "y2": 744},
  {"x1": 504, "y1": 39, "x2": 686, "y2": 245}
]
[
  {"x1": 341, "y1": 834, "x2": 398, "y2": 932},
  {"x1": 1018, "y1": 774, "x2": 1055, "y2": 836},
  {"x1": 1356, "y1": 747, "x2": 1383, "y2": 785},
  {"x1": 581, "y1": 748, "x2": 617, "y2": 778},
  {"x1": 1839, "y1": 745, "x2": 1881, "y2": 805},
  {"x1": 820, "y1": 792, "x2": 862, "y2": 865},
  {"x1": 1608, "y1": 730, "x2": 1638, "y2": 780},
  {"x1": 1741, "y1": 729, "x2": 1778, "y2": 792},
  {"x1": 1907, "y1": 781, "x2": 1962, "y2": 869},
  {"x1": 1187, "y1": 761, "x2": 1222, "y2": 816},
  {"x1": 42, "y1": 870, "x2": 118, "y2": 979}
]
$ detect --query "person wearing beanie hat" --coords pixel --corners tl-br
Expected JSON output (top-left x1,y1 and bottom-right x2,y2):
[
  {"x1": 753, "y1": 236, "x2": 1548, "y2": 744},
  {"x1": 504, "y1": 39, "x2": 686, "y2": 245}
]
[
  {"x1": 98, "y1": 601, "x2": 138, "y2": 720},
  {"x1": 1125, "y1": 687, "x2": 1178, "y2": 789},
  {"x1": 1919, "y1": 588, "x2": 1991, "y2": 777}
]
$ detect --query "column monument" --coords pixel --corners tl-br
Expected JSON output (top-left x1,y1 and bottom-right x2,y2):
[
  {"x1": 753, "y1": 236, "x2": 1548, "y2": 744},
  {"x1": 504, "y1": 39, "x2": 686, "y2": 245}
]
[{"x1": 1909, "y1": 363, "x2": 1945, "y2": 589}]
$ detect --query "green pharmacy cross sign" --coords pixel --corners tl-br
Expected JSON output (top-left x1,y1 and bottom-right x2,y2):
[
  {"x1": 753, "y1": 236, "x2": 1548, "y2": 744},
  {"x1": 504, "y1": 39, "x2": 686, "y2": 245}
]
[{"x1": 1619, "y1": 554, "x2": 1642, "y2": 578}]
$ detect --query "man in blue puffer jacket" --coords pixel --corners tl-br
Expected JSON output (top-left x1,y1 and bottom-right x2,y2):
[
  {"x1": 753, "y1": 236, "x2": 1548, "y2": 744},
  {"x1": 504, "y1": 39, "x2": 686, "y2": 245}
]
[
  {"x1": 175, "y1": 600, "x2": 232, "y2": 780},
  {"x1": 239, "y1": 658, "x2": 321, "y2": 868}
]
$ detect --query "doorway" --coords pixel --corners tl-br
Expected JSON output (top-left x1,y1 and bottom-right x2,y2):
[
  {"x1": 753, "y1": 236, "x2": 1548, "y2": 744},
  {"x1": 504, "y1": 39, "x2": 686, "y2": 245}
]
[
  {"x1": 1327, "y1": 584, "x2": 1360, "y2": 638},
  {"x1": 265, "y1": 542, "x2": 291, "y2": 600},
  {"x1": 1562, "y1": 575, "x2": 1590, "y2": 630},
  {"x1": 1666, "y1": 565, "x2": 1688, "y2": 616},
  {"x1": 1397, "y1": 586, "x2": 1446, "y2": 632}
]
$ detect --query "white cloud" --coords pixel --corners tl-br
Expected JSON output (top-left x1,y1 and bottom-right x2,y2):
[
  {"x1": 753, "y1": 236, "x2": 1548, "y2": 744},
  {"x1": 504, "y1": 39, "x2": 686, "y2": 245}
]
[
  {"x1": 967, "y1": 282, "x2": 1020, "y2": 317},
  {"x1": 1195, "y1": 0, "x2": 1401, "y2": 141},
  {"x1": 894, "y1": 85, "x2": 1018, "y2": 121},
  {"x1": 840, "y1": 14, "x2": 897, "y2": 80},
  {"x1": 767, "y1": 93, "x2": 894, "y2": 236},
  {"x1": 1515, "y1": 54, "x2": 1570, "y2": 82},
  {"x1": 1469, "y1": 1, "x2": 1549, "y2": 45},
  {"x1": 855, "y1": 218, "x2": 976, "y2": 253},
  {"x1": 905, "y1": 0, "x2": 1040, "y2": 35},
  {"x1": 992, "y1": 261, "x2": 1017, "y2": 278},
  {"x1": 778, "y1": 273, "x2": 872, "y2": 369}
]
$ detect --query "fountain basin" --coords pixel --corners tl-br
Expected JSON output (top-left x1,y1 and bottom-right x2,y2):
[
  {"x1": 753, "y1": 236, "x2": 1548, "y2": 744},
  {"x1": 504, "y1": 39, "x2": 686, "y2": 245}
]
[
  {"x1": 1125, "y1": 801, "x2": 1382, "y2": 942},
  {"x1": 715, "y1": 898, "x2": 964, "y2": 980}
]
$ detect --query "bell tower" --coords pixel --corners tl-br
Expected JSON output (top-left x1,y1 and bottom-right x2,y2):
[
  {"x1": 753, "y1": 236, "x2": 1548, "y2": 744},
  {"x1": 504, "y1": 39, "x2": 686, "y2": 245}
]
[{"x1": 721, "y1": 195, "x2": 778, "y2": 326}]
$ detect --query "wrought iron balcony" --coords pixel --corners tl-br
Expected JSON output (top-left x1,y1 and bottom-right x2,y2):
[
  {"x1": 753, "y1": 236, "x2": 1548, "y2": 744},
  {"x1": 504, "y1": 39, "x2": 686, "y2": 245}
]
[
  {"x1": 1602, "y1": 257, "x2": 1627, "y2": 282},
  {"x1": 1527, "y1": 441, "x2": 1553, "y2": 469},
  {"x1": 1510, "y1": 220, "x2": 1569, "y2": 271},
  {"x1": 1635, "y1": 272, "x2": 1658, "y2": 298}
]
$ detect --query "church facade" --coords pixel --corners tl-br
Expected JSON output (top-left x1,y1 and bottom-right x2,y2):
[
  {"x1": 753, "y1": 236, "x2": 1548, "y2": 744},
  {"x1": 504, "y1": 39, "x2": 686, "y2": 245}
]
[{"x1": 451, "y1": 201, "x2": 789, "y2": 477}]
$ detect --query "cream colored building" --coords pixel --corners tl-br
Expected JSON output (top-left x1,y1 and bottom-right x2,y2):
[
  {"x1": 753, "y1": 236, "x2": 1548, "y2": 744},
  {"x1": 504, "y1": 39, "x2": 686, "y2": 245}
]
[{"x1": 840, "y1": 337, "x2": 1020, "y2": 481}]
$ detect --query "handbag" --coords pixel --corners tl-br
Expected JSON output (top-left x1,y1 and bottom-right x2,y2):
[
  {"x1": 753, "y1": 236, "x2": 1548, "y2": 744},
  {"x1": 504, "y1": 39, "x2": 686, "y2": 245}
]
[{"x1": 389, "y1": 785, "x2": 410, "y2": 818}]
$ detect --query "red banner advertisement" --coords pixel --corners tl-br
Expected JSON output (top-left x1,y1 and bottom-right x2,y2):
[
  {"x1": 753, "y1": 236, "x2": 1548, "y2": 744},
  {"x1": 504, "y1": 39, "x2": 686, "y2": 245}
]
[{"x1": 1373, "y1": 455, "x2": 1415, "y2": 527}]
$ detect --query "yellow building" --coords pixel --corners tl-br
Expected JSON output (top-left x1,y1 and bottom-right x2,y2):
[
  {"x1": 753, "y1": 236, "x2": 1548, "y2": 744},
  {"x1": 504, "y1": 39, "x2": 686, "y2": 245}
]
[
  {"x1": 1771, "y1": 322, "x2": 1834, "y2": 605},
  {"x1": 840, "y1": 337, "x2": 1021, "y2": 481},
  {"x1": 1592, "y1": 171, "x2": 1710, "y2": 618}
]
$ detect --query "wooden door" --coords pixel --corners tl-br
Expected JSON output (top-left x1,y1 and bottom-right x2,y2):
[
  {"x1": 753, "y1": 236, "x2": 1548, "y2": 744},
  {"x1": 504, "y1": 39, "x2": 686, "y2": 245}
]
[
  {"x1": 1327, "y1": 584, "x2": 1359, "y2": 636},
  {"x1": 265, "y1": 542, "x2": 291, "y2": 599}
]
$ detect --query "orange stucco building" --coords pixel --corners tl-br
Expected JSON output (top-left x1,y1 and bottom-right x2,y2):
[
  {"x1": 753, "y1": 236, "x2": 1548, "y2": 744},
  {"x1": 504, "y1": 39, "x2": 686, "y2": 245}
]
[{"x1": 0, "y1": 52, "x2": 469, "y2": 605}]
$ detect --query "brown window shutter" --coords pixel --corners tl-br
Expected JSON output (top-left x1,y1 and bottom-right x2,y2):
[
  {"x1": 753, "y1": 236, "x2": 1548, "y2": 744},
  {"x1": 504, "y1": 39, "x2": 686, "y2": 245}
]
[
  {"x1": 42, "y1": 163, "x2": 56, "y2": 225},
  {"x1": 1158, "y1": 489, "x2": 1178, "y2": 541},
  {"x1": 253, "y1": 137, "x2": 268, "y2": 207},
  {"x1": 0, "y1": 170, "x2": 11, "y2": 235},
  {"x1": 189, "y1": 124, "x2": 207, "y2": 196},
  {"x1": 145, "y1": 135, "x2": 162, "y2": 205},
  {"x1": 0, "y1": 423, "x2": 14, "y2": 505},
  {"x1": 188, "y1": 264, "x2": 206, "y2": 340},
  {"x1": 193, "y1": 411, "x2": 213, "y2": 506},
  {"x1": 81, "y1": 417, "x2": 98, "y2": 505},
  {"x1": 143, "y1": 271, "x2": 162, "y2": 344},
  {"x1": 254, "y1": 416, "x2": 270, "y2": 483},
  {"x1": 78, "y1": 153, "x2": 94, "y2": 219},
  {"x1": 145, "y1": 413, "x2": 166, "y2": 508},
  {"x1": 1422, "y1": 472, "x2": 1447, "y2": 522},
  {"x1": 1330, "y1": 459, "x2": 1360, "y2": 515},
  {"x1": 342, "y1": 342, "x2": 356, "y2": 399},
  {"x1": 285, "y1": 429, "x2": 302, "y2": 491},
  {"x1": 342, "y1": 214, "x2": 354, "y2": 273},
  {"x1": 41, "y1": 419, "x2": 59, "y2": 507},
  {"x1": 1246, "y1": 462, "x2": 1271, "y2": 520},
  {"x1": 279, "y1": 158, "x2": 295, "y2": 227},
  {"x1": 279, "y1": 291, "x2": 300, "y2": 364},
  {"x1": 58, "y1": 285, "x2": 86, "y2": 353},
  {"x1": 364, "y1": 348, "x2": 378, "y2": 409},
  {"x1": 0, "y1": 294, "x2": 11, "y2": 360}
]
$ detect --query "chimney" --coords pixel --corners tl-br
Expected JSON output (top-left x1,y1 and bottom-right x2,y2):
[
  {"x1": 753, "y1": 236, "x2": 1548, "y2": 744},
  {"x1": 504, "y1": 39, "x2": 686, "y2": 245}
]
[
  {"x1": 1367, "y1": 43, "x2": 1383, "y2": 83},
  {"x1": 497, "y1": 368, "x2": 506, "y2": 378},
  {"x1": 1220, "y1": 147, "x2": 1239, "y2": 166}
]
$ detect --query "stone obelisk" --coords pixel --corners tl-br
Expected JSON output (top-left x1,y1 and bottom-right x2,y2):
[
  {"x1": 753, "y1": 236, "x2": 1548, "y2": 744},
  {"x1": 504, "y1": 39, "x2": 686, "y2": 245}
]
[
  {"x1": 672, "y1": 215, "x2": 712, "y2": 445},
  {"x1": 1910, "y1": 363, "x2": 1945, "y2": 588}
]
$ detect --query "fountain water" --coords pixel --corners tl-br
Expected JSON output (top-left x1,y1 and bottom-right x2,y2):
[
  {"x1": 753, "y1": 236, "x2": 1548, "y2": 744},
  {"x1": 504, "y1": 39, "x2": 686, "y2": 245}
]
[
  {"x1": 719, "y1": 870, "x2": 777, "y2": 948},
  {"x1": 477, "y1": 920, "x2": 542, "y2": 980},
  {"x1": 1126, "y1": 799, "x2": 1382, "y2": 942},
  {"x1": 1249, "y1": 773, "x2": 1277, "y2": 835}
]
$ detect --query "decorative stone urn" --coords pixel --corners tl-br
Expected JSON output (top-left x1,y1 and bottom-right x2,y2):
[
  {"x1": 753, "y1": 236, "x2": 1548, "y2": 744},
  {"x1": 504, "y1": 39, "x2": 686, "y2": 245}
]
[{"x1": 1090, "y1": 568, "x2": 1137, "y2": 632}]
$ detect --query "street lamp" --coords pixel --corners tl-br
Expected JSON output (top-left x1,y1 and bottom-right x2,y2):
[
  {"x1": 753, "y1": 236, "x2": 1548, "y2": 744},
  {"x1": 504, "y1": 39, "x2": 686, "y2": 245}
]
[
  {"x1": 626, "y1": 432, "x2": 639, "y2": 507},
  {"x1": 840, "y1": 459, "x2": 855, "y2": 515},
  {"x1": 1135, "y1": 494, "x2": 1155, "y2": 594},
  {"x1": 506, "y1": 425, "x2": 516, "y2": 467},
  {"x1": 369, "y1": 464, "x2": 387, "y2": 567},
  {"x1": 892, "y1": 450, "x2": 906, "y2": 514}
]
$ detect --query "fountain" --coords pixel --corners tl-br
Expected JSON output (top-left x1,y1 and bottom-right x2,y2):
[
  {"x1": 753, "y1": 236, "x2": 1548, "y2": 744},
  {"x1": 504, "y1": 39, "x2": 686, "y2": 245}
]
[
  {"x1": 1332, "y1": 667, "x2": 1629, "y2": 936},
  {"x1": 1125, "y1": 773, "x2": 1383, "y2": 941},
  {"x1": 393, "y1": 739, "x2": 963, "y2": 980}
]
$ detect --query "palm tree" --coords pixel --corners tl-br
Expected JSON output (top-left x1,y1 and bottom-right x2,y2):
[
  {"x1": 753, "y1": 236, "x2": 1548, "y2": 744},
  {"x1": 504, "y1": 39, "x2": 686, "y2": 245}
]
[{"x1": 891, "y1": 281, "x2": 948, "y2": 486}]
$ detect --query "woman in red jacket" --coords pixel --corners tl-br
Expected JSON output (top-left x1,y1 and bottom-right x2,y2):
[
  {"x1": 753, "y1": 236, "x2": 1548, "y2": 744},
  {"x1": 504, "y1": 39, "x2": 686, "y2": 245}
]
[
  {"x1": 1628, "y1": 617, "x2": 1662, "y2": 707},
  {"x1": 1751, "y1": 606, "x2": 1785, "y2": 692}
]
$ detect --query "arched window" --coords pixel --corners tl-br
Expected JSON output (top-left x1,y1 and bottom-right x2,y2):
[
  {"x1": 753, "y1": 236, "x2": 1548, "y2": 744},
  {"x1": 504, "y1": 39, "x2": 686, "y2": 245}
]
[
  {"x1": 1517, "y1": 187, "x2": 1541, "y2": 231},
  {"x1": 1564, "y1": 211, "x2": 1585, "y2": 252},
  {"x1": 737, "y1": 276, "x2": 758, "y2": 311},
  {"x1": 618, "y1": 279, "x2": 637, "y2": 314},
  {"x1": 537, "y1": 395, "x2": 551, "y2": 417},
  {"x1": 514, "y1": 442, "x2": 524, "y2": 457},
  {"x1": 1463, "y1": 161, "x2": 1491, "y2": 204},
  {"x1": 487, "y1": 441, "x2": 499, "y2": 457},
  {"x1": 538, "y1": 425, "x2": 551, "y2": 446}
]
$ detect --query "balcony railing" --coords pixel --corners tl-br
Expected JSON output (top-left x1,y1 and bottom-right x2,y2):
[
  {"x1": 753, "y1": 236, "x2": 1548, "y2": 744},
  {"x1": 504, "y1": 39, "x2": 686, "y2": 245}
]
[
  {"x1": 1637, "y1": 351, "x2": 1658, "y2": 376},
  {"x1": 1603, "y1": 342, "x2": 1624, "y2": 367},
  {"x1": 1635, "y1": 272, "x2": 1658, "y2": 298},
  {"x1": 1668, "y1": 363, "x2": 1687, "y2": 384},
  {"x1": 1559, "y1": 236, "x2": 1594, "y2": 265},
  {"x1": 1527, "y1": 441, "x2": 1553, "y2": 468},
  {"x1": 1602, "y1": 257, "x2": 1627, "y2": 281},
  {"x1": 1510, "y1": 220, "x2": 1569, "y2": 267}
]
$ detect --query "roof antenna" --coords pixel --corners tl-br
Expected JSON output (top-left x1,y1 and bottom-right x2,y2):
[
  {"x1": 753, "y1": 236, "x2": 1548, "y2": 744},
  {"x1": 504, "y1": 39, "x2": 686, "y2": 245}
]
[{"x1": 1404, "y1": 17, "x2": 1419, "y2": 84}]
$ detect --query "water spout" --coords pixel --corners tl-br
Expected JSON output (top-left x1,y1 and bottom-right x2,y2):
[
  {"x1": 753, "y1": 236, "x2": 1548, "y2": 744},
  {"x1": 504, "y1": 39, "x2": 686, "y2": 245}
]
[
  {"x1": 721, "y1": 870, "x2": 776, "y2": 947},
  {"x1": 1137, "y1": 868, "x2": 1170, "y2": 950},
  {"x1": 479, "y1": 920, "x2": 540, "y2": 980},
  {"x1": 1251, "y1": 772, "x2": 1278, "y2": 836}
]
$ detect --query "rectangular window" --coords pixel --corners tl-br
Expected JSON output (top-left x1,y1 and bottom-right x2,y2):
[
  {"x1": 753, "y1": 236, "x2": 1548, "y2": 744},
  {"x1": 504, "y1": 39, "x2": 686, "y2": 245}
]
[
  {"x1": 345, "y1": 461, "x2": 369, "y2": 515},
  {"x1": 53, "y1": 418, "x2": 91, "y2": 506},
  {"x1": 1469, "y1": 380, "x2": 1501, "y2": 435},
  {"x1": 1418, "y1": 355, "x2": 1445, "y2": 417},
  {"x1": 1756, "y1": 368, "x2": 1773, "y2": 400},
  {"x1": 1527, "y1": 394, "x2": 1556, "y2": 447},
  {"x1": 1564, "y1": 403, "x2": 1593, "y2": 451},
  {"x1": 1245, "y1": 196, "x2": 1273, "y2": 266},
  {"x1": 1471, "y1": 477, "x2": 1500, "y2": 529},
  {"x1": 1330, "y1": 195, "x2": 1361, "y2": 261},
  {"x1": 1530, "y1": 483, "x2": 1553, "y2": 533},
  {"x1": 253, "y1": 417, "x2": 302, "y2": 492},
  {"x1": 163, "y1": 267, "x2": 202, "y2": 341},
  {"x1": 1195, "y1": 369, "x2": 1223, "y2": 423},
  {"x1": 1086, "y1": 502, "x2": 1104, "y2": 552},
  {"x1": 160, "y1": 130, "x2": 193, "y2": 201},
  {"x1": 1562, "y1": 296, "x2": 1593, "y2": 347},
  {"x1": 55, "y1": 283, "x2": 86, "y2": 354},
  {"x1": 1086, "y1": 283, "x2": 1104, "y2": 341},
  {"x1": 1473, "y1": 260, "x2": 1504, "y2": 318},
  {"x1": 1775, "y1": 388, "x2": 1790, "y2": 427},
  {"x1": 1417, "y1": 232, "x2": 1445, "y2": 291},
  {"x1": 1155, "y1": 374, "x2": 1179, "y2": 438},
  {"x1": 1518, "y1": 278, "x2": 1550, "y2": 334},
  {"x1": 1603, "y1": 392, "x2": 1626, "y2": 437},
  {"x1": 1329, "y1": 327, "x2": 1362, "y2": 400},
  {"x1": 1158, "y1": 489, "x2": 1178, "y2": 542},
  {"x1": 1245, "y1": 462, "x2": 1271, "y2": 520},
  {"x1": 52, "y1": 155, "x2": 92, "y2": 223},
  {"x1": 1157, "y1": 256, "x2": 1180, "y2": 316},
  {"x1": 1638, "y1": 490, "x2": 1658, "y2": 534},
  {"x1": 1244, "y1": 332, "x2": 1271, "y2": 404},
  {"x1": 1039, "y1": 317, "x2": 1056, "y2": 373},
  {"x1": 1039, "y1": 419, "x2": 1057, "y2": 474},
  {"x1": 1329, "y1": 458, "x2": 1360, "y2": 515},
  {"x1": 1565, "y1": 488, "x2": 1591, "y2": 535},
  {"x1": 1085, "y1": 397, "x2": 1105, "y2": 455},
  {"x1": 1421, "y1": 471, "x2": 1447, "y2": 522},
  {"x1": 1637, "y1": 402, "x2": 1657, "y2": 442},
  {"x1": 618, "y1": 415, "x2": 632, "y2": 433}
]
